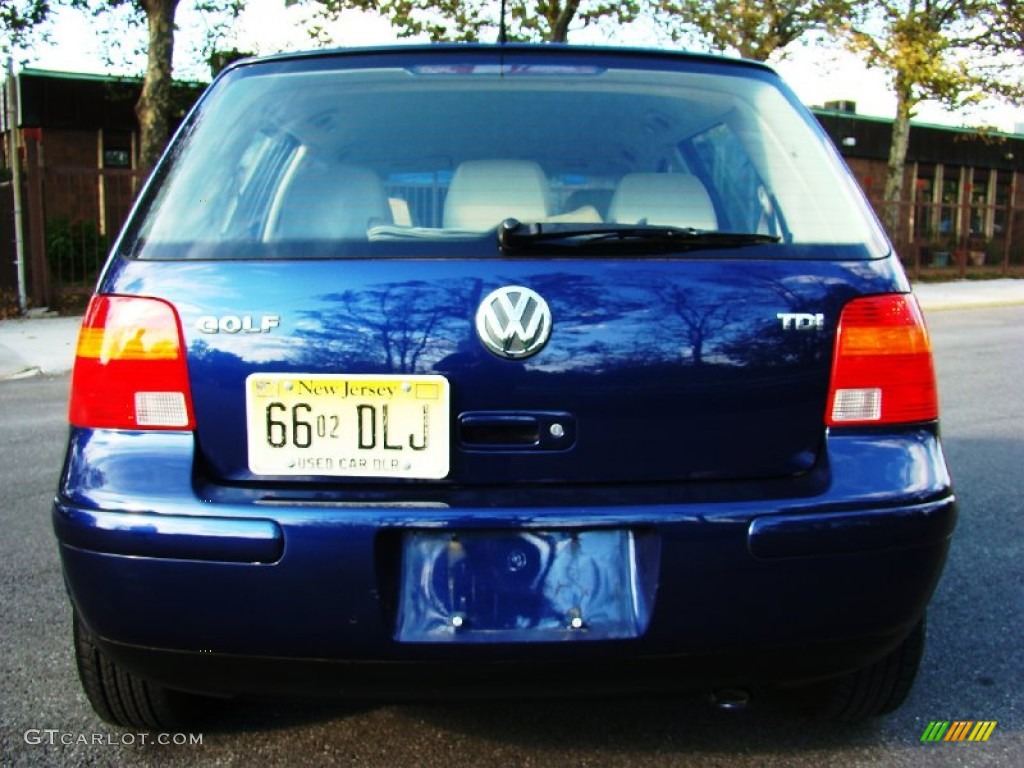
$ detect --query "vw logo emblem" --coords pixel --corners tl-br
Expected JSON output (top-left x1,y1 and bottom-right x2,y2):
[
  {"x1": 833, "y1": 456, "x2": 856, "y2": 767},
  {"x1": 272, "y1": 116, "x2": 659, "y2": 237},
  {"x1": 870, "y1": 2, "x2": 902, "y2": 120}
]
[{"x1": 475, "y1": 286, "x2": 552, "y2": 359}]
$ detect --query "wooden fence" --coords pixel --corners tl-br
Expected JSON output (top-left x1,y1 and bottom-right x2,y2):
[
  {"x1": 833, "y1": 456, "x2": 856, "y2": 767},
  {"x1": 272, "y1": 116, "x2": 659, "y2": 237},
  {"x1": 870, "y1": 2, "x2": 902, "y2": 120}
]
[
  {"x1": 874, "y1": 196, "x2": 1024, "y2": 279},
  {"x1": 3, "y1": 166, "x2": 1023, "y2": 313}
]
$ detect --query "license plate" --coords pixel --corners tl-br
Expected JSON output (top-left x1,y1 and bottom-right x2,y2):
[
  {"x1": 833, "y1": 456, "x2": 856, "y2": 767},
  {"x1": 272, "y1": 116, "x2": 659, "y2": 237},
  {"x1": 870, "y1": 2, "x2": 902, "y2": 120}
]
[
  {"x1": 245, "y1": 373, "x2": 450, "y2": 478},
  {"x1": 396, "y1": 530, "x2": 656, "y2": 643}
]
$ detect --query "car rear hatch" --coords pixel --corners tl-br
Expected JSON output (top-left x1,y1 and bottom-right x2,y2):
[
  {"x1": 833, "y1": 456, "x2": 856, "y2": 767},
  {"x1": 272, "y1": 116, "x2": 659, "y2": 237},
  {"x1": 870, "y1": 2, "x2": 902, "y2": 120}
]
[
  {"x1": 95, "y1": 45, "x2": 902, "y2": 491},
  {"x1": 98, "y1": 254, "x2": 900, "y2": 488}
]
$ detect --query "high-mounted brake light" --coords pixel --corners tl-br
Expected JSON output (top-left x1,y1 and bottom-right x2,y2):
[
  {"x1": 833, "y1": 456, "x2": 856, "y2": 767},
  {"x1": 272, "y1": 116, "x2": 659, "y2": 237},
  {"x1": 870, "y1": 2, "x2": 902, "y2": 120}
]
[
  {"x1": 69, "y1": 295, "x2": 195, "y2": 430},
  {"x1": 826, "y1": 294, "x2": 938, "y2": 427}
]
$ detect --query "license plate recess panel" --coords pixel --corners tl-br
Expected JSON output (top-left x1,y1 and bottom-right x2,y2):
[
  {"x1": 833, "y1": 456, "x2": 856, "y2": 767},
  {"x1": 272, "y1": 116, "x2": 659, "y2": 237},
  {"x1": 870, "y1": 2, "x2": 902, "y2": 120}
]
[
  {"x1": 396, "y1": 530, "x2": 659, "y2": 643},
  {"x1": 246, "y1": 373, "x2": 450, "y2": 479}
]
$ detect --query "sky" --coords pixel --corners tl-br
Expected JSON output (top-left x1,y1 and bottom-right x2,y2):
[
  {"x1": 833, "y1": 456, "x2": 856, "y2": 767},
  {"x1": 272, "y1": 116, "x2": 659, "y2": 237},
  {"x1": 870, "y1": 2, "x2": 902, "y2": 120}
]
[{"x1": 20, "y1": 0, "x2": 1024, "y2": 135}]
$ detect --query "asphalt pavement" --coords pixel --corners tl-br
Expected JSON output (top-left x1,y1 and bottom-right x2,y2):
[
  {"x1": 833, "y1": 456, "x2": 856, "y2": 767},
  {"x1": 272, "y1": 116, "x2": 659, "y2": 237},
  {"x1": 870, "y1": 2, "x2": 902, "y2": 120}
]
[
  {"x1": 2, "y1": 305, "x2": 1021, "y2": 766},
  {"x1": 1, "y1": 279, "x2": 1023, "y2": 381}
]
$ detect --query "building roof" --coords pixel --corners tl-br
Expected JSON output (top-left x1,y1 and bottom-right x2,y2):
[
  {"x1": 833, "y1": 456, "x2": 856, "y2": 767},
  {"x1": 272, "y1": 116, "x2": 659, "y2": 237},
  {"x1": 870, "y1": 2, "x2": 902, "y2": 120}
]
[
  {"x1": 11, "y1": 68, "x2": 207, "y2": 131},
  {"x1": 814, "y1": 107, "x2": 1024, "y2": 172},
  {"x1": 6, "y1": 66, "x2": 1023, "y2": 175}
]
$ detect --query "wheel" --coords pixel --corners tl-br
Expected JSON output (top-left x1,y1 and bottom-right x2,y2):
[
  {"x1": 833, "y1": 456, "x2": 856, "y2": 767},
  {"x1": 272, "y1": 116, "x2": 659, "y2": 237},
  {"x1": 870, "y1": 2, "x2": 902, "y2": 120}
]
[
  {"x1": 73, "y1": 611, "x2": 206, "y2": 729},
  {"x1": 810, "y1": 616, "x2": 926, "y2": 722}
]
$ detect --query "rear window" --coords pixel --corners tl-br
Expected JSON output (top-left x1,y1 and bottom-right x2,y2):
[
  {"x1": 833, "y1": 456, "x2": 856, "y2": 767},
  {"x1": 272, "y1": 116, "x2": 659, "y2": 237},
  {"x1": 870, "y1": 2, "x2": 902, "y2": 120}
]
[{"x1": 131, "y1": 52, "x2": 887, "y2": 259}]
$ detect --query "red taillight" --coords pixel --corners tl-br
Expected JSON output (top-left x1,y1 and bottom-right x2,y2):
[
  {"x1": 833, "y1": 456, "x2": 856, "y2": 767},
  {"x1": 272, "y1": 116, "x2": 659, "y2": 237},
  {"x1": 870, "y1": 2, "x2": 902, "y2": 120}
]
[
  {"x1": 826, "y1": 294, "x2": 938, "y2": 427},
  {"x1": 69, "y1": 295, "x2": 195, "y2": 430}
]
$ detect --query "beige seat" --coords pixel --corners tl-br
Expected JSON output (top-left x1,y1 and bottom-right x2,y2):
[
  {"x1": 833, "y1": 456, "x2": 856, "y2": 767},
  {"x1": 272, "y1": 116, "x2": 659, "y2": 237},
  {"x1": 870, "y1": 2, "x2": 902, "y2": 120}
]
[
  {"x1": 443, "y1": 160, "x2": 551, "y2": 231},
  {"x1": 270, "y1": 161, "x2": 392, "y2": 240},
  {"x1": 609, "y1": 173, "x2": 718, "y2": 230}
]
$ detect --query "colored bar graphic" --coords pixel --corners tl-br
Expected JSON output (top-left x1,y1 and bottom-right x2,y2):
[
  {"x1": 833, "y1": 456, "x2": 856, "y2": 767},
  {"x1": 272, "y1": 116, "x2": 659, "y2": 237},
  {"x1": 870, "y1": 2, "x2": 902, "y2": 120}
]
[
  {"x1": 920, "y1": 721, "x2": 997, "y2": 743},
  {"x1": 945, "y1": 721, "x2": 973, "y2": 741},
  {"x1": 968, "y1": 722, "x2": 998, "y2": 742},
  {"x1": 921, "y1": 721, "x2": 950, "y2": 742}
]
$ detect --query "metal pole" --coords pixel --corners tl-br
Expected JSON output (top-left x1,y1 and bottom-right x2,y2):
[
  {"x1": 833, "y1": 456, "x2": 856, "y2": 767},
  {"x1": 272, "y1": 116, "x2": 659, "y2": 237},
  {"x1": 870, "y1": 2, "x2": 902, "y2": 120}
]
[{"x1": 5, "y1": 58, "x2": 27, "y2": 314}]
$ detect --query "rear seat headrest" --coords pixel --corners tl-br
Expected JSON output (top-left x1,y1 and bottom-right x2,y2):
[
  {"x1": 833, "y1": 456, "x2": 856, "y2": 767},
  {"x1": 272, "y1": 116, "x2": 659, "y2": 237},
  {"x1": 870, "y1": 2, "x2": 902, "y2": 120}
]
[
  {"x1": 609, "y1": 173, "x2": 718, "y2": 230},
  {"x1": 443, "y1": 160, "x2": 551, "y2": 231},
  {"x1": 270, "y1": 162, "x2": 391, "y2": 240}
]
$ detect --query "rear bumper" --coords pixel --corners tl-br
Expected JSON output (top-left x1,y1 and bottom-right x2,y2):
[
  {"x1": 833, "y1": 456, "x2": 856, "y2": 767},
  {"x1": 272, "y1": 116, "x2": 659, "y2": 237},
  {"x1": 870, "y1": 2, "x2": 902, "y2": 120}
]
[
  {"x1": 86, "y1": 631, "x2": 927, "y2": 700},
  {"x1": 54, "y1": 426, "x2": 956, "y2": 696},
  {"x1": 55, "y1": 494, "x2": 955, "y2": 565}
]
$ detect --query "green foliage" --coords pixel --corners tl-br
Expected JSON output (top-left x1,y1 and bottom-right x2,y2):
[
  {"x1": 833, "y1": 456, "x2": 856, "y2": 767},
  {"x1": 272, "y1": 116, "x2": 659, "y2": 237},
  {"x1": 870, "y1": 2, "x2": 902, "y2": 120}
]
[
  {"x1": 0, "y1": 289, "x2": 21, "y2": 319},
  {"x1": 1, "y1": 0, "x2": 52, "y2": 55},
  {"x1": 302, "y1": 0, "x2": 642, "y2": 43},
  {"x1": 840, "y1": 1, "x2": 1024, "y2": 111},
  {"x1": 208, "y1": 47, "x2": 252, "y2": 78},
  {"x1": 836, "y1": 1, "x2": 1024, "y2": 232},
  {"x1": 46, "y1": 217, "x2": 109, "y2": 286},
  {"x1": 653, "y1": 1, "x2": 850, "y2": 61}
]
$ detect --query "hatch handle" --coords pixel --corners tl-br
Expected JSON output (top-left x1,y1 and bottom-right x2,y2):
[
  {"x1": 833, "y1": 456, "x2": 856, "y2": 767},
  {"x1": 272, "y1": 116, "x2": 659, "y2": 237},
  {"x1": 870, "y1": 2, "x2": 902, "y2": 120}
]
[{"x1": 458, "y1": 412, "x2": 576, "y2": 451}]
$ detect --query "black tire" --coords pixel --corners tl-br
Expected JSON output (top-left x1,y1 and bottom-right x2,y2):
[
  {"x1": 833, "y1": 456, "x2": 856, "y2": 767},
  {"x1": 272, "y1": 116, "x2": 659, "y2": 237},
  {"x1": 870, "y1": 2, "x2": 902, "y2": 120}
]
[
  {"x1": 73, "y1": 611, "x2": 205, "y2": 729},
  {"x1": 811, "y1": 616, "x2": 926, "y2": 722}
]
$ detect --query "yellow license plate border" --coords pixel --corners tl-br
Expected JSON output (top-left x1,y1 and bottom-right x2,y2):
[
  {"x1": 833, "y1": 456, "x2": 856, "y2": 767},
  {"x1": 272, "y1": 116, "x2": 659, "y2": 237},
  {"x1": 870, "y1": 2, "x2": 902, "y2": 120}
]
[{"x1": 244, "y1": 372, "x2": 450, "y2": 479}]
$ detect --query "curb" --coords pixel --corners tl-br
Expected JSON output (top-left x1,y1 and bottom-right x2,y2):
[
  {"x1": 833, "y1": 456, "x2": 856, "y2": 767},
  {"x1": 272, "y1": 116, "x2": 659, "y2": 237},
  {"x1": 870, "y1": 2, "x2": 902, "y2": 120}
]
[{"x1": 1, "y1": 366, "x2": 43, "y2": 381}]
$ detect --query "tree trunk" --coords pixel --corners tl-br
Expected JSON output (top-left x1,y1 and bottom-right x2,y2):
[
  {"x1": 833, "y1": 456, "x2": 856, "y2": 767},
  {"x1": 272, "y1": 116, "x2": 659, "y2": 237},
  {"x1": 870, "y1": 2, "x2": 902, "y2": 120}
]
[
  {"x1": 883, "y1": 76, "x2": 914, "y2": 242},
  {"x1": 135, "y1": 0, "x2": 180, "y2": 180},
  {"x1": 549, "y1": 0, "x2": 580, "y2": 42}
]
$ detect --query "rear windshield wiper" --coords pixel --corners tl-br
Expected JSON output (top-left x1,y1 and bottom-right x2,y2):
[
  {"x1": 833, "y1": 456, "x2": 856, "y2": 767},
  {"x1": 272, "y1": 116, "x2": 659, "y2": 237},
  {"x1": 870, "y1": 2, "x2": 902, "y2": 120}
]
[{"x1": 497, "y1": 219, "x2": 780, "y2": 253}]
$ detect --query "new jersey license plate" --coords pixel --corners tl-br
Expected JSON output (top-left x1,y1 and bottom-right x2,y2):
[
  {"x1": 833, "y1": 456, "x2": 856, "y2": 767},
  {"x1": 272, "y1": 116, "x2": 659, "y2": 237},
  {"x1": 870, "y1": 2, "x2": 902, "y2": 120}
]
[{"x1": 245, "y1": 374, "x2": 450, "y2": 478}]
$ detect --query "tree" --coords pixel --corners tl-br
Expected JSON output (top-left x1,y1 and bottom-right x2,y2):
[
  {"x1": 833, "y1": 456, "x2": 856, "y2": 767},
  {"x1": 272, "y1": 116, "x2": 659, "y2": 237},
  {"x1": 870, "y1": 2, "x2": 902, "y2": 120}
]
[
  {"x1": 133, "y1": 0, "x2": 180, "y2": 178},
  {"x1": 2, "y1": 1, "x2": 52, "y2": 55},
  {"x1": 837, "y1": 1, "x2": 1024, "y2": 237},
  {"x1": 652, "y1": 1, "x2": 849, "y2": 61},
  {"x1": 78, "y1": 0, "x2": 242, "y2": 178},
  {"x1": 3, "y1": 1, "x2": 206, "y2": 176},
  {"x1": 303, "y1": 0, "x2": 642, "y2": 43}
]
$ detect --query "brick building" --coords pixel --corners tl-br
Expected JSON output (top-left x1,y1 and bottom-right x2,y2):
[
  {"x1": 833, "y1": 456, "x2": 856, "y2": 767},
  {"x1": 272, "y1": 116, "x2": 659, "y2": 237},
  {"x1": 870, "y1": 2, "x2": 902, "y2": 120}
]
[
  {"x1": 1, "y1": 68, "x2": 205, "y2": 307},
  {"x1": 3, "y1": 72, "x2": 1023, "y2": 310},
  {"x1": 815, "y1": 102, "x2": 1024, "y2": 271}
]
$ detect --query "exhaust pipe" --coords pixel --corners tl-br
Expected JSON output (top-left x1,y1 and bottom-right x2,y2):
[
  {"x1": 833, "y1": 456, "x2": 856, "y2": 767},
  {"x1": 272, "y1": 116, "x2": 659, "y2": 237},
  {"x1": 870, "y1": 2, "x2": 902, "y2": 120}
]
[{"x1": 710, "y1": 688, "x2": 751, "y2": 711}]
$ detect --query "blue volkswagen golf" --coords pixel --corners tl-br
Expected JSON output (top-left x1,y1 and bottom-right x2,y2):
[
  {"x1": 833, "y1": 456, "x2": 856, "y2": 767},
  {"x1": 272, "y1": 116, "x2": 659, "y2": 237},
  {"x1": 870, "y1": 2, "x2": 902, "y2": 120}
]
[{"x1": 55, "y1": 45, "x2": 956, "y2": 728}]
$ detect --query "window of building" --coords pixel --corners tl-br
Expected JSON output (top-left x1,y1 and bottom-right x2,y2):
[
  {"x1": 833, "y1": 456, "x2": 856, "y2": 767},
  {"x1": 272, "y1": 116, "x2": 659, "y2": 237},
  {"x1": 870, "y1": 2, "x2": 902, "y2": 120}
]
[
  {"x1": 102, "y1": 131, "x2": 133, "y2": 169},
  {"x1": 915, "y1": 166, "x2": 935, "y2": 240},
  {"x1": 939, "y1": 170, "x2": 961, "y2": 239},
  {"x1": 969, "y1": 170, "x2": 989, "y2": 237}
]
